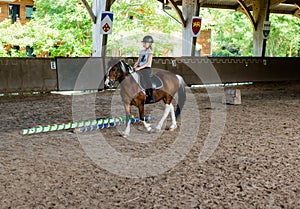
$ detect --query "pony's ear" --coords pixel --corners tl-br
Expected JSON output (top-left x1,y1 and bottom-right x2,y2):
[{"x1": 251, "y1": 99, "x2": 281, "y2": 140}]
[{"x1": 120, "y1": 60, "x2": 127, "y2": 73}]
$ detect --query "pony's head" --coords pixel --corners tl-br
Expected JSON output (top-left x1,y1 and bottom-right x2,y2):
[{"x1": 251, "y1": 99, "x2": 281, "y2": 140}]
[{"x1": 105, "y1": 60, "x2": 130, "y2": 87}]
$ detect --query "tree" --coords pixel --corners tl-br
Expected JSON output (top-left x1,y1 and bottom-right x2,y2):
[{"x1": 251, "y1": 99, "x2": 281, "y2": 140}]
[
  {"x1": 31, "y1": 0, "x2": 92, "y2": 56},
  {"x1": 0, "y1": 19, "x2": 35, "y2": 57},
  {"x1": 107, "y1": 0, "x2": 182, "y2": 57},
  {"x1": 0, "y1": 0, "x2": 181, "y2": 57},
  {"x1": 0, "y1": 0, "x2": 92, "y2": 57},
  {"x1": 204, "y1": 8, "x2": 253, "y2": 56},
  {"x1": 207, "y1": 8, "x2": 300, "y2": 57},
  {"x1": 267, "y1": 14, "x2": 300, "y2": 57},
  {"x1": 0, "y1": 0, "x2": 299, "y2": 57},
  {"x1": 0, "y1": 41, "x2": 9, "y2": 57}
]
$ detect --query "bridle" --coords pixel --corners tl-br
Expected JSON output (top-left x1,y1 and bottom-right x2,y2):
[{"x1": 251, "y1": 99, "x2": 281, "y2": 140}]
[
  {"x1": 105, "y1": 66, "x2": 115, "y2": 87},
  {"x1": 105, "y1": 60, "x2": 134, "y2": 87},
  {"x1": 119, "y1": 60, "x2": 135, "y2": 74}
]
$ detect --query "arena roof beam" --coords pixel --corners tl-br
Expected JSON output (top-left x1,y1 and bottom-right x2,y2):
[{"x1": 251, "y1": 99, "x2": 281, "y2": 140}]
[
  {"x1": 159, "y1": 0, "x2": 300, "y2": 17},
  {"x1": 237, "y1": 0, "x2": 257, "y2": 29},
  {"x1": 168, "y1": 0, "x2": 187, "y2": 27},
  {"x1": 293, "y1": 3, "x2": 300, "y2": 17}
]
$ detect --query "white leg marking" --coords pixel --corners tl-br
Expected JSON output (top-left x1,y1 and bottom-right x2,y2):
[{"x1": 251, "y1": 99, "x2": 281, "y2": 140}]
[
  {"x1": 142, "y1": 121, "x2": 152, "y2": 132},
  {"x1": 169, "y1": 104, "x2": 177, "y2": 131},
  {"x1": 156, "y1": 104, "x2": 171, "y2": 131},
  {"x1": 123, "y1": 121, "x2": 131, "y2": 138}
]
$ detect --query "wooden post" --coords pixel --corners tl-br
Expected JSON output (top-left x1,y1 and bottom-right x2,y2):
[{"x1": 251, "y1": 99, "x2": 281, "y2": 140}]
[
  {"x1": 182, "y1": 0, "x2": 197, "y2": 56},
  {"x1": 191, "y1": 0, "x2": 200, "y2": 56},
  {"x1": 262, "y1": 0, "x2": 271, "y2": 57},
  {"x1": 92, "y1": 0, "x2": 106, "y2": 57},
  {"x1": 252, "y1": 0, "x2": 269, "y2": 56},
  {"x1": 101, "y1": 0, "x2": 115, "y2": 57}
]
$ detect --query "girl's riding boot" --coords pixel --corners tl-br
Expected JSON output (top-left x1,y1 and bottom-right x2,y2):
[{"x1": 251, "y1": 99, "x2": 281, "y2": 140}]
[{"x1": 146, "y1": 88, "x2": 155, "y2": 103}]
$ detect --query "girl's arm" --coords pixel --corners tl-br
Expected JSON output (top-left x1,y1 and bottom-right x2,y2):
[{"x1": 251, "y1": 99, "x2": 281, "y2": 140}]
[{"x1": 133, "y1": 57, "x2": 140, "y2": 68}]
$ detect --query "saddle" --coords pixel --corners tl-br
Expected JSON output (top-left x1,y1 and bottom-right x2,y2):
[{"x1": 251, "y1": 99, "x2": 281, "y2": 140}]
[{"x1": 130, "y1": 68, "x2": 163, "y2": 91}]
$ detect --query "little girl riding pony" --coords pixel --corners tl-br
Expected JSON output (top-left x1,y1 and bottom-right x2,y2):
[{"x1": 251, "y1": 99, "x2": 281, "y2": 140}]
[{"x1": 133, "y1": 35, "x2": 155, "y2": 103}]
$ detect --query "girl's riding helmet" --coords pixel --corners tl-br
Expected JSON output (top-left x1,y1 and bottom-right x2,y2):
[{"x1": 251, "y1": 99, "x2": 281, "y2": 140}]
[{"x1": 142, "y1": 35, "x2": 154, "y2": 43}]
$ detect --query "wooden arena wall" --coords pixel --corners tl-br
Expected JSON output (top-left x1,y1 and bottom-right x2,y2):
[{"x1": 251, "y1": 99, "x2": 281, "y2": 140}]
[
  {"x1": 127, "y1": 57, "x2": 300, "y2": 85},
  {"x1": 0, "y1": 58, "x2": 57, "y2": 93},
  {"x1": 56, "y1": 57, "x2": 105, "y2": 91},
  {"x1": 0, "y1": 57, "x2": 300, "y2": 93}
]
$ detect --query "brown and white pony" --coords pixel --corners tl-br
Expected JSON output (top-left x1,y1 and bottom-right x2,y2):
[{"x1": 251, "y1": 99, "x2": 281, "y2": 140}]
[{"x1": 105, "y1": 60, "x2": 186, "y2": 137}]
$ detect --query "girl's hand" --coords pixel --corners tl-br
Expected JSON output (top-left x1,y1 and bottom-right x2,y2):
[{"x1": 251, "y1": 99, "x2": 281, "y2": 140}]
[{"x1": 133, "y1": 61, "x2": 139, "y2": 68}]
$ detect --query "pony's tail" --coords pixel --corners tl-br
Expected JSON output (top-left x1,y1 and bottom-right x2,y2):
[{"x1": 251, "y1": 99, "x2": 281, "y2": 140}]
[{"x1": 175, "y1": 75, "x2": 186, "y2": 119}]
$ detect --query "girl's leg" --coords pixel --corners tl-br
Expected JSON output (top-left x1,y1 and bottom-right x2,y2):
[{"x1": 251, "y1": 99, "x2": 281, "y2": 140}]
[{"x1": 140, "y1": 67, "x2": 154, "y2": 103}]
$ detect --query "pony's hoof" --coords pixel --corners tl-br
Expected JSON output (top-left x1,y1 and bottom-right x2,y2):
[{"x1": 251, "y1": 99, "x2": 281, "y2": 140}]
[
  {"x1": 166, "y1": 124, "x2": 177, "y2": 131},
  {"x1": 121, "y1": 132, "x2": 129, "y2": 138},
  {"x1": 155, "y1": 126, "x2": 162, "y2": 132},
  {"x1": 142, "y1": 121, "x2": 152, "y2": 132},
  {"x1": 146, "y1": 126, "x2": 152, "y2": 132}
]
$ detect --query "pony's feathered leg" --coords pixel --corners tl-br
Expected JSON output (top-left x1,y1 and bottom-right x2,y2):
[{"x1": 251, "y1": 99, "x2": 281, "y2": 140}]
[{"x1": 156, "y1": 104, "x2": 171, "y2": 131}]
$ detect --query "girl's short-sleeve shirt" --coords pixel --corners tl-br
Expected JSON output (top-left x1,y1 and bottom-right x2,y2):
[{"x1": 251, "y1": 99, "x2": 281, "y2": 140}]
[{"x1": 138, "y1": 48, "x2": 153, "y2": 67}]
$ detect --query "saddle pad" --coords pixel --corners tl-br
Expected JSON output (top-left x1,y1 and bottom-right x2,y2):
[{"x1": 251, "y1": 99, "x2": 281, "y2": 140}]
[{"x1": 131, "y1": 72, "x2": 163, "y2": 91}]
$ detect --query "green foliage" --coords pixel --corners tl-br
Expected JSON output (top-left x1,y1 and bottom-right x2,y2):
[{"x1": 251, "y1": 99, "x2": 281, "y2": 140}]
[
  {"x1": 266, "y1": 14, "x2": 300, "y2": 57},
  {"x1": 0, "y1": 0, "x2": 181, "y2": 57},
  {"x1": 32, "y1": 0, "x2": 92, "y2": 56},
  {"x1": 0, "y1": 43, "x2": 9, "y2": 57},
  {"x1": 204, "y1": 8, "x2": 253, "y2": 56},
  {"x1": 0, "y1": 19, "x2": 35, "y2": 47},
  {"x1": 0, "y1": 0, "x2": 92, "y2": 57},
  {"x1": 207, "y1": 8, "x2": 300, "y2": 57},
  {"x1": 108, "y1": 0, "x2": 181, "y2": 56},
  {"x1": 0, "y1": 0, "x2": 299, "y2": 57}
]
